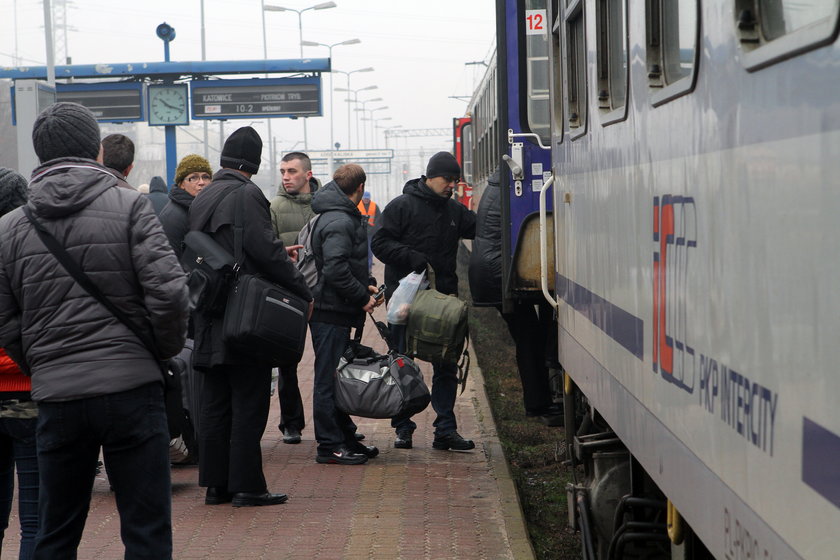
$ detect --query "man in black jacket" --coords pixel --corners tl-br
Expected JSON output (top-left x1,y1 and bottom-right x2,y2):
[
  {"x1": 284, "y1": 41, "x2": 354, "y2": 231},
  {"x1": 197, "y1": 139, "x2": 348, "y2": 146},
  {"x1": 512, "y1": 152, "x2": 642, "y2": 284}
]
[
  {"x1": 310, "y1": 164, "x2": 382, "y2": 465},
  {"x1": 189, "y1": 126, "x2": 313, "y2": 507},
  {"x1": 101, "y1": 133, "x2": 136, "y2": 190},
  {"x1": 0, "y1": 102, "x2": 189, "y2": 559},
  {"x1": 371, "y1": 151, "x2": 477, "y2": 451}
]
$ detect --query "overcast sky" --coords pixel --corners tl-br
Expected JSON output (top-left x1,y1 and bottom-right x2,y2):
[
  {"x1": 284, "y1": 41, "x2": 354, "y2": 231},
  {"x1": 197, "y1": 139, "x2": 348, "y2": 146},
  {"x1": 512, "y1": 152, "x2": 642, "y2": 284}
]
[{"x1": 1, "y1": 0, "x2": 496, "y2": 157}]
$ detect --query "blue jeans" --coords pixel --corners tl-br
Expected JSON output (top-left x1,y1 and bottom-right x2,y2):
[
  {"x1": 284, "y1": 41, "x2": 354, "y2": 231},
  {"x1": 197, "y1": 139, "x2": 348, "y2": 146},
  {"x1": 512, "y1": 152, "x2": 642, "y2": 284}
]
[
  {"x1": 310, "y1": 322, "x2": 358, "y2": 455},
  {"x1": 0, "y1": 414, "x2": 38, "y2": 560},
  {"x1": 389, "y1": 325, "x2": 458, "y2": 437},
  {"x1": 34, "y1": 383, "x2": 172, "y2": 560}
]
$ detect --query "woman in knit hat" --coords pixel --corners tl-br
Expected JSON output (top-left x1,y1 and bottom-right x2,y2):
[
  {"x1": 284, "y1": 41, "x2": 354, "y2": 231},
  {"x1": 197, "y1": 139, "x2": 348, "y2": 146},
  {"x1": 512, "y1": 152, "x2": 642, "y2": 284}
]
[
  {"x1": 0, "y1": 167, "x2": 39, "y2": 559},
  {"x1": 159, "y1": 154, "x2": 213, "y2": 260}
]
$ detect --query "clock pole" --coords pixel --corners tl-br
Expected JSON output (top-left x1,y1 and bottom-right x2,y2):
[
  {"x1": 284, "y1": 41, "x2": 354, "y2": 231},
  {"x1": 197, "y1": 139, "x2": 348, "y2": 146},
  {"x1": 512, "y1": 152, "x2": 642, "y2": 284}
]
[{"x1": 157, "y1": 22, "x2": 178, "y2": 188}]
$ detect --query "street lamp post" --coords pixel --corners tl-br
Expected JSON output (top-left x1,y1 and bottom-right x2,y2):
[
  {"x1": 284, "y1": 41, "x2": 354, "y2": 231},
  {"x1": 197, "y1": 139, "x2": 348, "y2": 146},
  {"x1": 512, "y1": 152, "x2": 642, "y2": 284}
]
[
  {"x1": 301, "y1": 39, "x2": 360, "y2": 173},
  {"x1": 354, "y1": 103, "x2": 387, "y2": 148},
  {"x1": 362, "y1": 116, "x2": 393, "y2": 148},
  {"x1": 263, "y1": 1, "x2": 336, "y2": 151},
  {"x1": 332, "y1": 67, "x2": 373, "y2": 149},
  {"x1": 335, "y1": 87, "x2": 378, "y2": 148}
]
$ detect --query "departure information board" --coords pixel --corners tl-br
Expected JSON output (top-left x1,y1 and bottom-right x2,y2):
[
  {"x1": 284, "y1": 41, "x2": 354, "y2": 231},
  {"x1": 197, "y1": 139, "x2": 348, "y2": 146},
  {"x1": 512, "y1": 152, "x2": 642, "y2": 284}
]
[
  {"x1": 56, "y1": 83, "x2": 144, "y2": 122},
  {"x1": 191, "y1": 77, "x2": 321, "y2": 119}
]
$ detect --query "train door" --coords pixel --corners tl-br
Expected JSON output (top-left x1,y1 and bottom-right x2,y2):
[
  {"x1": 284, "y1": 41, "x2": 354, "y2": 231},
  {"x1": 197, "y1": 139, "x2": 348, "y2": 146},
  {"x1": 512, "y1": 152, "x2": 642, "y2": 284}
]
[
  {"x1": 452, "y1": 116, "x2": 474, "y2": 210},
  {"x1": 498, "y1": 0, "x2": 554, "y2": 307}
]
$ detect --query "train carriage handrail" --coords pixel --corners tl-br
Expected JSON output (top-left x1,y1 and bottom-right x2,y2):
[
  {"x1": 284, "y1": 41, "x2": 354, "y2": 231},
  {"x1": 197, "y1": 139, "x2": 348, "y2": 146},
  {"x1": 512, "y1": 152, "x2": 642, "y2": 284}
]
[{"x1": 539, "y1": 173, "x2": 558, "y2": 309}]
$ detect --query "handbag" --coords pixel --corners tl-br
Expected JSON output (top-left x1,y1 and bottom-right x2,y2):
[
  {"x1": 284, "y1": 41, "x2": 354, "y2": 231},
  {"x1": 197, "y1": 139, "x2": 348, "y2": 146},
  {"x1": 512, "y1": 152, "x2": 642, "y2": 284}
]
[
  {"x1": 334, "y1": 314, "x2": 430, "y2": 419},
  {"x1": 22, "y1": 206, "x2": 175, "y2": 390},
  {"x1": 181, "y1": 230, "x2": 235, "y2": 315},
  {"x1": 221, "y1": 188, "x2": 309, "y2": 365}
]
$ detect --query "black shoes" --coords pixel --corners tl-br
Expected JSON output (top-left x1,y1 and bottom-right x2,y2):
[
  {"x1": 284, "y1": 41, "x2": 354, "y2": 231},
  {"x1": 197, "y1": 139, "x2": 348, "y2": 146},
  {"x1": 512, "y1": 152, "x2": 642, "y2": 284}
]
[
  {"x1": 205, "y1": 487, "x2": 233, "y2": 505},
  {"x1": 351, "y1": 443, "x2": 379, "y2": 458},
  {"x1": 232, "y1": 491, "x2": 289, "y2": 507},
  {"x1": 283, "y1": 428, "x2": 302, "y2": 444},
  {"x1": 394, "y1": 431, "x2": 413, "y2": 449},
  {"x1": 354, "y1": 432, "x2": 366, "y2": 441},
  {"x1": 527, "y1": 403, "x2": 564, "y2": 427},
  {"x1": 432, "y1": 432, "x2": 476, "y2": 451},
  {"x1": 316, "y1": 445, "x2": 368, "y2": 465}
]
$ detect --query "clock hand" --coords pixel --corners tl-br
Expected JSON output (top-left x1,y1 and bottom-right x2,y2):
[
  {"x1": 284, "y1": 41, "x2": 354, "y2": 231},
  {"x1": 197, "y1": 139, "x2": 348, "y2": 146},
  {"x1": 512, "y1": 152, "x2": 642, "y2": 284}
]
[{"x1": 160, "y1": 99, "x2": 182, "y2": 111}]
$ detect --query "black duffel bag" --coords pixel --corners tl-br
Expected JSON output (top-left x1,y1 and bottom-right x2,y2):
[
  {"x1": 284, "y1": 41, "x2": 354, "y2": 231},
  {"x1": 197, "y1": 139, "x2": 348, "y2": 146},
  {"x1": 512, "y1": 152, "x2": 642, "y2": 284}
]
[
  {"x1": 182, "y1": 230, "x2": 235, "y2": 315},
  {"x1": 220, "y1": 187, "x2": 309, "y2": 365}
]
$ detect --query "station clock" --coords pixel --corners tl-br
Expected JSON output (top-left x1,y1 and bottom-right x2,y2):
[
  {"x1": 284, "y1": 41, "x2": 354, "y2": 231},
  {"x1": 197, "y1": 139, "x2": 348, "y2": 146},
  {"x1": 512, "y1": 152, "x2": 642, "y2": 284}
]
[{"x1": 147, "y1": 84, "x2": 189, "y2": 126}]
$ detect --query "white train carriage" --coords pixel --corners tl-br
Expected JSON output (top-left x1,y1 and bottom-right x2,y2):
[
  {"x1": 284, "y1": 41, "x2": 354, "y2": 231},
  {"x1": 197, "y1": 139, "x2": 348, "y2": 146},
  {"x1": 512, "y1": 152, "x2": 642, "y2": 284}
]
[{"x1": 539, "y1": 1, "x2": 840, "y2": 558}]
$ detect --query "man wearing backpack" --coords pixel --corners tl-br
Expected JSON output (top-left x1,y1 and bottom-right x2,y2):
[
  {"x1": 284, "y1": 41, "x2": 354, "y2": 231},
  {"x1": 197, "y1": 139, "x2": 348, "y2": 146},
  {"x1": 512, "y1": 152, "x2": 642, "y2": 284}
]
[
  {"x1": 309, "y1": 164, "x2": 382, "y2": 465},
  {"x1": 268, "y1": 152, "x2": 319, "y2": 445},
  {"x1": 371, "y1": 151, "x2": 477, "y2": 451}
]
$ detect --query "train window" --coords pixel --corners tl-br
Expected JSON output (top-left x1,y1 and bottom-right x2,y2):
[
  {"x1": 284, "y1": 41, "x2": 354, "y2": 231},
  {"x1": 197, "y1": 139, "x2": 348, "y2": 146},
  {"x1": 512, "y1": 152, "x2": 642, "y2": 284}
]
[
  {"x1": 565, "y1": 3, "x2": 587, "y2": 137},
  {"x1": 550, "y1": 0, "x2": 564, "y2": 142},
  {"x1": 525, "y1": 0, "x2": 551, "y2": 145},
  {"x1": 735, "y1": 0, "x2": 840, "y2": 70},
  {"x1": 646, "y1": 0, "x2": 700, "y2": 106},
  {"x1": 596, "y1": 0, "x2": 628, "y2": 124},
  {"x1": 462, "y1": 122, "x2": 474, "y2": 186}
]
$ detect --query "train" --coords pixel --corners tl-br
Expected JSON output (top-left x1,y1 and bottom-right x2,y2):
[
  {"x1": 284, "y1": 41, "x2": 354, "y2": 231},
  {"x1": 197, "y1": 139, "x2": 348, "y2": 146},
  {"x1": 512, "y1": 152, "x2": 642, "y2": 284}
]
[{"x1": 456, "y1": 1, "x2": 840, "y2": 558}]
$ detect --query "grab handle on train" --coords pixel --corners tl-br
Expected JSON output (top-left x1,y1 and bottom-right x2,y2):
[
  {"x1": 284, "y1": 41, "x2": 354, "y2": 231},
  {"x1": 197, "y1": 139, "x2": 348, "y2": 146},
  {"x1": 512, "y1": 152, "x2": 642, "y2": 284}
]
[{"x1": 539, "y1": 173, "x2": 559, "y2": 309}]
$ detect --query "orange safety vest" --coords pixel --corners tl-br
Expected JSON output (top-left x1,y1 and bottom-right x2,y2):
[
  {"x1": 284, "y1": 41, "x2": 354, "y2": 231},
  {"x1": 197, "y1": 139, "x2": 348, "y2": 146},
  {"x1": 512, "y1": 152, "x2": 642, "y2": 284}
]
[{"x1": 357, "y1": 200, "x2": 377, "y2": 226}]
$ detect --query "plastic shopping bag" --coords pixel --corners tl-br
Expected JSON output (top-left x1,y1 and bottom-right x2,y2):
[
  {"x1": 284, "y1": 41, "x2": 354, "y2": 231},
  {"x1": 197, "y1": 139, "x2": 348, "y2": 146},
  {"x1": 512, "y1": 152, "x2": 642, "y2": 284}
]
[{"x1": 386, "y1": 271, "x2": 425, "y2": 325}]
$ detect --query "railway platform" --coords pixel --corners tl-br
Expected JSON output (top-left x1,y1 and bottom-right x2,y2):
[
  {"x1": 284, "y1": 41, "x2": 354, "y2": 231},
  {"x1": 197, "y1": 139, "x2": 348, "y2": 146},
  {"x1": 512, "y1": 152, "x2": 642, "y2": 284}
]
[{"x1": 3, "y1": 276, "x2": 535, "y2": 560}]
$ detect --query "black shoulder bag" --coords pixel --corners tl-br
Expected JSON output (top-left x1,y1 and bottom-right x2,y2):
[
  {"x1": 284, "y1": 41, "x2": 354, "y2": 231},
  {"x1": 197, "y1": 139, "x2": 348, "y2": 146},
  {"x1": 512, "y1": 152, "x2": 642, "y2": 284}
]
[
  {"x1": 22, "y1": 206, "x2": 175, "y2": 390},
  {"x1": 221, "y1": 188, "x2": 310, "y2": 365}
]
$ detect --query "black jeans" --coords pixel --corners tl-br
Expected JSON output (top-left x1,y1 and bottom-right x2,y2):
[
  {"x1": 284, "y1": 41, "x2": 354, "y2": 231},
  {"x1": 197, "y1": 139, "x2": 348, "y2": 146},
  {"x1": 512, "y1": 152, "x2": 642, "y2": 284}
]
[
  {"x1": 389, "y1": 325, "x2": 459, "y2": 437},
  {"x1": 277, "y1": 362, "x2": 305, "y2": 433},
  {"x1": 0, "y1": 413, "x2": 38, "y2": 560},
  {"x1": 198, "y1": 364, "x2": 271, "y2": 494},
  {"x1": 500, "y1": 301, "x2": 555, "y2": 415},
  {"x1": 34, "y1": 382, "x2": 171, "y2": 560},
  {"x1": 310, "y1": 321, "x2": 358, "y2": 455}
]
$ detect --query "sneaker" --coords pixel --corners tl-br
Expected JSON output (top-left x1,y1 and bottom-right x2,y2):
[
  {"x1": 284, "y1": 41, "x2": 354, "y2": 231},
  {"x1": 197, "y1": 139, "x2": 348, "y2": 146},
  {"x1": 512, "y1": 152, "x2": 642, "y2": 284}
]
[
  {"x1": 432, "y1": 432, "x2": 476, "y2": 451},
  {"x1": 394, "y1": 430, "x2": 413, "y2": 449},
  {"x1": 315, "y1": 446, "x2": 368, "y2": 465},
  {"x1": 283, "y1": 428, "x2": 302, "y2": 444},
  {"x1": 169, "y1": 436, "x2": 191, "y2": 464},
  {"x1": 351, "y1": 443, "x2": 379, "y2": 458}
]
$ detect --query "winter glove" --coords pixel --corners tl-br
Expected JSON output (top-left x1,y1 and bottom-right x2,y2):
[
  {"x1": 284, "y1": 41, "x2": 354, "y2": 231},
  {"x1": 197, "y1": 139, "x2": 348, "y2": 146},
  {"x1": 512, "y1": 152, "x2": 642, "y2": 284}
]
[{"x1": 408, "y1": 252, "x2": 428, "y2": 274}]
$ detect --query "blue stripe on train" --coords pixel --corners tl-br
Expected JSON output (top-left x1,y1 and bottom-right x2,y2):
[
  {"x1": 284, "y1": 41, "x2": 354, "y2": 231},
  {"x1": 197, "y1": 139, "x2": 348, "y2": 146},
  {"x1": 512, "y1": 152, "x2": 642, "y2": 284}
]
[
  {"x1": 803, "y1": 417, "x2": 840, "y2": 509},
  {"x1": 557, "y1": 275, "x2": 644, "y2": 360}
]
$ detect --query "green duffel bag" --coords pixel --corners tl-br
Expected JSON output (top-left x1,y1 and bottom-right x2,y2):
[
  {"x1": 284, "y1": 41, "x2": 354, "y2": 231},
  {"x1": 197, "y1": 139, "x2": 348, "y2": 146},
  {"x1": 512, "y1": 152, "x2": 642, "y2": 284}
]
[{"x1": 406, "y1": 287, "x2": 471, "y2": 392}]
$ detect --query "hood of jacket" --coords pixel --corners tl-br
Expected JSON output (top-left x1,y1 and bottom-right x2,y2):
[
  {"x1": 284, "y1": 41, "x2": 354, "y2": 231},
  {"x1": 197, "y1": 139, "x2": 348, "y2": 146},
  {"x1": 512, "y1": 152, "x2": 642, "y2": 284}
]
[
  {"x1": 28, "y1": 157, "x2": 119, "y2": 219},
  {"x1": 403, "y1": 177, "x2": 448, "y2": 206},
  {"x1": 168, "y1": 184, "x2": 195, "y2": 209},
  {"x1": 149, "y1": 176, "x2": 168, "y2": 193},
  {"x1": 311, "y1": 180, "x2": 361, "y2": 217},
  {"x1": 274, "y1": 176, "x2": 320, "y2": 198},
  {"x1": 273, "y1": 186, "x2": 315, "y2": 208},
  {"x1": 189, "y1": 169, "x2": 249, "y2": 231}
]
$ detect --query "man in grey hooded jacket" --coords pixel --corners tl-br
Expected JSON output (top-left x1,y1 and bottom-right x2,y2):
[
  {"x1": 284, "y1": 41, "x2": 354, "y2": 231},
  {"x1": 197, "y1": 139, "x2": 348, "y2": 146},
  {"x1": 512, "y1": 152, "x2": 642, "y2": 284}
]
[{"x1": 0, "y1": 102, "x2": 189, "y2": 559}]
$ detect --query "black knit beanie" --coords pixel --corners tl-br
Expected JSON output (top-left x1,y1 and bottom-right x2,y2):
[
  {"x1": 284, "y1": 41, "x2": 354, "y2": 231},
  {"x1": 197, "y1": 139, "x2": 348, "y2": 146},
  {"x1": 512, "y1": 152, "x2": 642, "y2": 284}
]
[
  {"x1": 425, "y1": 151, "x2": 461, "y2": 179},
  {"x1": 31, "y1": 102, "x2": 101, "y2": 163},
  {"x1": 220, "y1": 127, "x2": 262, "y2": 175},
  {"x1": 0, "y1": 167, "x2": 29, "y2": 217}
]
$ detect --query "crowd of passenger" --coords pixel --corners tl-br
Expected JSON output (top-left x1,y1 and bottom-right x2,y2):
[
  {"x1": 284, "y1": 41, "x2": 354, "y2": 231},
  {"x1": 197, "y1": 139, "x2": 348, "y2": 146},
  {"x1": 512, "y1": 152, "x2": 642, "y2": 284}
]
[{"x1": 0, "y1": 101, "x2": 561, "y2": 558}]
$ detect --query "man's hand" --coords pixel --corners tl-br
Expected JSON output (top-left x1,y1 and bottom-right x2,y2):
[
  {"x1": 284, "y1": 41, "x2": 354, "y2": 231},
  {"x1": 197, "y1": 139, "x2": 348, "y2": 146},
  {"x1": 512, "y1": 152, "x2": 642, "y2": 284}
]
[
  {"x1": 362, "y1": 296, "x2": 377, "y2": 314},
  {"x1": 368, "y1": 284, "x2": 384, "y2": 308},
  {"x1": 285, "y1": 244, "x2": 303, "y2": 262}
]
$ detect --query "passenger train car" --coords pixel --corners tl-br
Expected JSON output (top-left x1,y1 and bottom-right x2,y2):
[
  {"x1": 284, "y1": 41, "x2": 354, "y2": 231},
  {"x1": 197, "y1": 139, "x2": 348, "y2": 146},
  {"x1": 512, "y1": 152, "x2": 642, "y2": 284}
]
[{"x1": 461, "y1": 1, "x2": 840, "y2": 558}]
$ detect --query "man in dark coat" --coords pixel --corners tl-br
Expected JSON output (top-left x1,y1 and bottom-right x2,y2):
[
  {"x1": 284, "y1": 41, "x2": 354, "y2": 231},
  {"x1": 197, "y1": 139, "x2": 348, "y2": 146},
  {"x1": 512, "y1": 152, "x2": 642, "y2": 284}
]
[
  {"x1": 101, "y1": 133, "x2": 136, "y2": 190},
  {"x1": 309, "y1": 164, "x2": 382, "y2": 465},
  {"x1": 189, "y1": 126, "x2": 313, "y2": 507},
  {"x1": 147, "y1": 175, "x2": 169, "y2": 215},
  {"x1": 468, "y1": 169, "x2": 563, "y2": 426},
  {"x1": 0, "y1": 102, "x2": 189, "y2": 559},
  {"x1": 371, "y1": 151, "x2": 477, "y2": 451}
]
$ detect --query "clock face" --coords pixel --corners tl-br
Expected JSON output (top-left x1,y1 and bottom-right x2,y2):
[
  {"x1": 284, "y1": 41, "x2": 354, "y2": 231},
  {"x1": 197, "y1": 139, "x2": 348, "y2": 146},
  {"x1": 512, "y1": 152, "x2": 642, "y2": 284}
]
[{"x1": 148, "y1": 85, "x2": 189, "y2": 126}]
